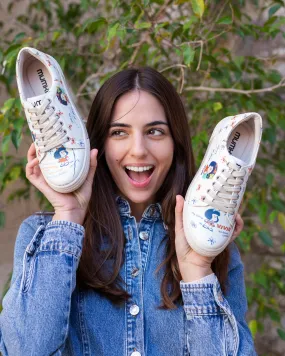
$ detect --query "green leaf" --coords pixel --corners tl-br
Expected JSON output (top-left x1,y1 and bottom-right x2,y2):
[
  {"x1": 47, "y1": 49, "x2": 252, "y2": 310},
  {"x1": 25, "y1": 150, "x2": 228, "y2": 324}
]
[
  {"x1": 2, "y1": 98, "x2": 16, "y2": 114},
  {"x1": 277, "y1": 328, "x2": 285, "y2": 341},
  {"x1": 268, "y1": 308, "x2": 280, "y2": 322},
  {"x1": 213, "y1": 102, "x2": 223, "y2": 112},
  {"x1": 269, "y1": 210, "x2": 278, "y2": 224},
  {"x1": 258, "y1": 230, "x2": 273, "y2": 247},
  {"x1": 269, "y1": 5, "x2": 281, "y2": 17},
  {"x1": 258, "y1": 204, "x2": 268, "y2": 224},
  {"x1": 181, "y1": 44, "x2": 195, "y2": 66},
  {"x1": 266, "y1": 173, "x2": 274, "y2": 185},
  {"x1": 52, "y1": 31, "x2": 61, "y2": 42},
  {"x1": 9, "y1": 166, "x2": 21, "y2": 180},
  {"x1": 191, "y1": 0, "x2": 205, "y2": 18},
  {"x1": 11, "y1": 130, "x2": 22, "y2": 150},
  {"x1": 0, "y1": 211, "x2": 5, "y2": 228},
  {"x1": 107, "y1": 23, "x2": 120, "y2": 42},
  {"x1": 249, "y1": 320, "x2": 257, "y2": 338},
  {"x1": 134, "y1": 22, "x2": 152, "y2": 30},
  {"x1": 278, "y1": 213, "x2": 285, "y2": 231},
  {"x1": 217, "y1": 16, "x2": 233, "y2": 25},
  {"x1": 1, "y1": 135, "x2": 11, "y2": 156}
]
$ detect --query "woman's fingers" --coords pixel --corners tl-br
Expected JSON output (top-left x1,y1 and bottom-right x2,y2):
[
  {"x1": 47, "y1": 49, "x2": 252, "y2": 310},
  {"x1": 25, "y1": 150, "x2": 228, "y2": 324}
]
[
  {"x1": 231, "y1": 214, "x2": 244, "y2": 242},
  {"x1": 26, "y1": 157, "x2": 39, "y2": 177},
  {"x1": 27, "y1": 142, "x2": 37, "y2": 161}
]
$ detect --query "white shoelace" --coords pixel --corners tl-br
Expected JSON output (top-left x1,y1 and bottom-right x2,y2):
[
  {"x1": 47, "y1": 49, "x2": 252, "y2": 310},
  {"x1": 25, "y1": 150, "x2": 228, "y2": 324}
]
[
  {"x1": 27, "y1": 98, "x2": 69, "y2": 153},
  {"x1": 204, "y1": 162, "x2": 246, "y2": 214}
]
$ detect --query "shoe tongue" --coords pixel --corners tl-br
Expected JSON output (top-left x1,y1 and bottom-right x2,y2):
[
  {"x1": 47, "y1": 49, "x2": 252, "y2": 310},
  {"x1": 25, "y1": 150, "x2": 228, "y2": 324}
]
[
  {"x1": 26, "y1": 94, "x2": 46, "y2": 109},
  {"x1": 229, "y1": 155, "x2": 247, "y2": 168}
]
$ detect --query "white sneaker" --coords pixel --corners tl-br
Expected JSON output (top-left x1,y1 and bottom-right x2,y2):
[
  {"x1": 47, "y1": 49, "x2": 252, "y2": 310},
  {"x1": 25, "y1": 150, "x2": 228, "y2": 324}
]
[
  {"x1": 16, "y1": 47, "x2": 90, "y2": 193},
  {"x1": 183, "y1": 113, "x2": 262, "y2": 256}
]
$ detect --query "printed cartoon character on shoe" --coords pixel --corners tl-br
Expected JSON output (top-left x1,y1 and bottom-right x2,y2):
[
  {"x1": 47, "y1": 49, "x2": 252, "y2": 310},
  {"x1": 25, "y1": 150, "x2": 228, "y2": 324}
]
[
  {"x1": 201, "y1": 161, "x2": 218, "y2": 179},
  {"x1": 54, "y1": 146, "x2": 69, "y2": 167},
  {"x1": 56, "y1": 87, "x2": 69, "y2": 105}
]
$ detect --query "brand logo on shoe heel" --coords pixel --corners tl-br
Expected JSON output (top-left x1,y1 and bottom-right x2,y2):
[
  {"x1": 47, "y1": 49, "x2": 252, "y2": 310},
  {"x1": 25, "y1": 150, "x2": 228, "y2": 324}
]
[
  {"x1": 37, "y1": 69, "x2": 49, "y2": 93},
  {"x1": 228, "y1": 131, "x2": 240, "y2": 154}
]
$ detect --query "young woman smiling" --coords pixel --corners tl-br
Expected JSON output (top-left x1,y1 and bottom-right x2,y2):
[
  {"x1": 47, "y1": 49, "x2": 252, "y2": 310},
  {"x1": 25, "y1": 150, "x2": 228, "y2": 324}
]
[{"x1": 0, "y1": 67, "x2": 256, "y2": 355}]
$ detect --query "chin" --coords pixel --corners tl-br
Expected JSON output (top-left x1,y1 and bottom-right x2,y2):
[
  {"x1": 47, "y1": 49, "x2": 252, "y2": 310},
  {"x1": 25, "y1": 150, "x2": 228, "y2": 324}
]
[{"x1": 121, "y1": 190, "x2": 155, "y2": 204}]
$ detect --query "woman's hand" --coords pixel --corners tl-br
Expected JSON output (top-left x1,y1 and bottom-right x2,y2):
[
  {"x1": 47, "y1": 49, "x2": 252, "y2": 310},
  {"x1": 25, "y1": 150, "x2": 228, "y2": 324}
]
[
  {"x1": 26, "y1": 143, "x2": 98, "y2": 225},
  {"x1": 175, "y1": 195, "x2": 244, "y2": 282}
]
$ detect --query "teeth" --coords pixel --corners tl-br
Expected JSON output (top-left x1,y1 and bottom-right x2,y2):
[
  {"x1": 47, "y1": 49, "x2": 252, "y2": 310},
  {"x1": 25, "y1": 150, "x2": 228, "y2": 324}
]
[{"x1": 125, "y1": 165, "x2": 153, "y2": 172}]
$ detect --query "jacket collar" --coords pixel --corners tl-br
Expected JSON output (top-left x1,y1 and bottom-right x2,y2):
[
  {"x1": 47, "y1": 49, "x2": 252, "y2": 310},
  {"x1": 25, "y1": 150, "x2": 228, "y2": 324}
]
[{"x1": 115, "y1": 195, "x2": 162, "y2": 220}]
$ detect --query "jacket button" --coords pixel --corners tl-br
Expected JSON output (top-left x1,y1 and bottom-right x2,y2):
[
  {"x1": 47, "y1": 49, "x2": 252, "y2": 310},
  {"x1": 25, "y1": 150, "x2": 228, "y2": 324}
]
[
  {"x1": 130, "y1": 304, "x2": 140, "y2": 316},
  {"x1": 139, "y1": 231, "x2": 149, "y2": 240},
  {"x1": 131, "y1": 352, "x2": 141, "y2": 356},
  {"x1": 131, "y1": 268, "x2": 140, "y2": 277}
]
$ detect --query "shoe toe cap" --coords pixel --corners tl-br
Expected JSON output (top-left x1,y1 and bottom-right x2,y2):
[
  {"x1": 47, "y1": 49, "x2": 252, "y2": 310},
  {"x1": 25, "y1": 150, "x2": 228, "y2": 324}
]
[{"x1": 41, "y1": 148, "x2": 88, "y2": 188}]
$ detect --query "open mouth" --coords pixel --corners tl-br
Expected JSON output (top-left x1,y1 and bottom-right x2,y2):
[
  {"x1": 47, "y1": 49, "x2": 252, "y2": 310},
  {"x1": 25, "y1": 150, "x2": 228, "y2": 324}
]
[{"x1": 124, "y1": 166, "x2": 155, "y2": 183}]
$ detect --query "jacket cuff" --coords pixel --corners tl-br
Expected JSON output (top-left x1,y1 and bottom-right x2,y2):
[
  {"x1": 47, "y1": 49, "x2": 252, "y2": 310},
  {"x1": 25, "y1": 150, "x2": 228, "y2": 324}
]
[
  {"x1": 181, "y1": 273, "x2": 216, "y2": 285},
  {"x1": 180, "y1": 275, "x2": 234, "y2": 317}
]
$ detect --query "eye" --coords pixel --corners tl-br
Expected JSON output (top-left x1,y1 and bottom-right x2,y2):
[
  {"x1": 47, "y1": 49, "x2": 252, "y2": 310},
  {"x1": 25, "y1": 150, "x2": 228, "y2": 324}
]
[
  {"x1": 148, "y1": 128, "x2": 164, "y2": 136},
  {"x1": 110, "y1": 130, "x2": 127, "y2": 137}
]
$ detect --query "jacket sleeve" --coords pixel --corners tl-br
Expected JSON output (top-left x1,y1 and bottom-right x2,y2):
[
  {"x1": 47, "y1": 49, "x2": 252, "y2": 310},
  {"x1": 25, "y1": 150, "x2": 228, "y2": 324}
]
[
  {"x1": 180, "y1": 242, "x2": 257, "y2": 356},
  {"x1": 0, "y1": 215, "x2": 84, "y2": 356}
]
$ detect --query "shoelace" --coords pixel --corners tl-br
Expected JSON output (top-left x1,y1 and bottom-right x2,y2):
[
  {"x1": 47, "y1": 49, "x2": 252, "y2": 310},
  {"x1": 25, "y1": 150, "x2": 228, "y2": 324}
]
[
  {"x1": 204, "y1": 162, "x2": 246, "y2": 214},
  {"x1": 27, "y1": 98, "x2": 69, "y2": 153}
]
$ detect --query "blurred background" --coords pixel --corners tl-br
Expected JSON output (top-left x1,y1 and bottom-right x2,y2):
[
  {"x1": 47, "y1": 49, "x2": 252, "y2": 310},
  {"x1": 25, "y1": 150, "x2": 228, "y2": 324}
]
[{"x1": 0, "y1": 0, "x2": 285, "y2": 355}]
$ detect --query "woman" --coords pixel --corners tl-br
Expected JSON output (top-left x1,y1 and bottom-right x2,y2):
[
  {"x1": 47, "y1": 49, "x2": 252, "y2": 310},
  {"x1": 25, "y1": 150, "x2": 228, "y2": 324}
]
[{"x1": 0, "y1": 67, "x2": 256, "y2": 355}]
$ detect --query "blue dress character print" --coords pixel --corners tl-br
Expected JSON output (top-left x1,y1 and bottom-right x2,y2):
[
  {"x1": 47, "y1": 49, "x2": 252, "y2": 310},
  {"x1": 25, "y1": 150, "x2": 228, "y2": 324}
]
[
  {"x1": 204, "y1": 209, "x2": 220, "y2": 224},
  {"x1": 54, "y1": 146, "x2": 69, "y2": 167},
  {"x1": 201, "y1": 161, "x2": 218, "y2": 179}
]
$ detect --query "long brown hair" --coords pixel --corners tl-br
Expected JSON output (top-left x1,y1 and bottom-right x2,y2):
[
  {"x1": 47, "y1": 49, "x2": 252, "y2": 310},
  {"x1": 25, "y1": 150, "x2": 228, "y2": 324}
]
[{"x1": 77, "y1": 67, "x2": 230, "y2": 308}]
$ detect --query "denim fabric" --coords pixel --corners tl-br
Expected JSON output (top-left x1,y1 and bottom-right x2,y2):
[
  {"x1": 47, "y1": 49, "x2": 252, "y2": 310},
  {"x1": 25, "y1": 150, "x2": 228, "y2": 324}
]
[{"x1": 0, "y1": 196, "x2": 257, "y2": 355}]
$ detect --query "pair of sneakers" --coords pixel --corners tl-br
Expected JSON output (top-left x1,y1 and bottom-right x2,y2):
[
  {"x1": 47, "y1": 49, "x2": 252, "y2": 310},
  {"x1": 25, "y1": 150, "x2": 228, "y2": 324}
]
[{"x1": 16, "y1": 47, "x2": 262, "y2": 256}]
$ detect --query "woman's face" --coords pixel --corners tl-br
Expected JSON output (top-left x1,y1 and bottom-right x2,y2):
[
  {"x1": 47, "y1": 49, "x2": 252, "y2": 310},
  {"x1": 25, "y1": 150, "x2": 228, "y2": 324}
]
[{"x1": 105, "y1": 90, "x2": 174, "y2": 209}]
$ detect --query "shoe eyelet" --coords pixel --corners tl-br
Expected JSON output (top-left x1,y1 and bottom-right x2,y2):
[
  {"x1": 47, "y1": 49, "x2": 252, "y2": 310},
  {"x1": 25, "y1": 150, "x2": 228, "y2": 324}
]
[
  {"x1": 67, "y1": 136, "x2": 70, "y2": 141},
  {"x1": 207, "y1": 189, "x2": 210, "y2": 193},
  {"x1": 64, "y1": 130, "x2": 67, "y2": 134},
  {"x1": 60, "y1": 121, "x2": 63, "y2": 125},
  {"x1": 52, "y1": 106, "x2": 55, "y2": 110}
]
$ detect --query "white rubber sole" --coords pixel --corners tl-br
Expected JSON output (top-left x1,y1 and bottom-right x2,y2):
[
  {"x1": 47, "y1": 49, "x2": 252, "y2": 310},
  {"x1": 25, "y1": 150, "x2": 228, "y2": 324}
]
[{"x1": 44, "y1": 57, "x2": 90, "y2": 193}]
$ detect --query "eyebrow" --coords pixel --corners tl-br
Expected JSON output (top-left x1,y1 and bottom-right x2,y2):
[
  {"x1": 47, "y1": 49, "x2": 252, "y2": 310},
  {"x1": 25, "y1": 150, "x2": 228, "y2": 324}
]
[{"x1": 109, "y1": 120, "x2": 169, "y2": 128}]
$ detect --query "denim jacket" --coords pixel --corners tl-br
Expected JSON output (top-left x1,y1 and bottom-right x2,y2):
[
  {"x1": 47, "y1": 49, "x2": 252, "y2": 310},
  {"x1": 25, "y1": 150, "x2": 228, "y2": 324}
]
[{"x1": 0, "y1": 196, "x2": 256, "y2": 356}]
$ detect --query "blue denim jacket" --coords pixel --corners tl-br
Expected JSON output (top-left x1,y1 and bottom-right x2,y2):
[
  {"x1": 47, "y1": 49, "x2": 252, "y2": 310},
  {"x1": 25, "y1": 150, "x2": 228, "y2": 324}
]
[{"x1": 0, "y1": 196, "x2": 256, "y2": 355}]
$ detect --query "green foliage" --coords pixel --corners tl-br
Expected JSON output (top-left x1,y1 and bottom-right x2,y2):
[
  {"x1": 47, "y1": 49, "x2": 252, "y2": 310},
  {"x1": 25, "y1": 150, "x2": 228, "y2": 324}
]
[{"x1": 0, "y1": 0, "x2": 285, "y2": 350}]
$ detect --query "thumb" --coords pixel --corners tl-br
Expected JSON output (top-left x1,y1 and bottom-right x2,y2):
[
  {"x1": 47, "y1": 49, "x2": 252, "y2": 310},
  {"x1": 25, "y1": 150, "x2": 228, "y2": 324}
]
[{"x1": 175, "y1": 195, "x2": 184, "y2": 235}]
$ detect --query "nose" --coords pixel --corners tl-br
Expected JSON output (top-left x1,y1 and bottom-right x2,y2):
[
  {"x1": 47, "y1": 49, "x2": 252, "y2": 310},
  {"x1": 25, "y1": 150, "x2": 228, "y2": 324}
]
[{"x1": 129, "y1": 132, "x2": 148, "y2": 158}]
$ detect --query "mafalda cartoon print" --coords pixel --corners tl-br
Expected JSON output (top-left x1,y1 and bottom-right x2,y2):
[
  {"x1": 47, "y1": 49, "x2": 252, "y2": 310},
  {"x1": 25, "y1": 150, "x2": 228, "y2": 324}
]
[
  {"x1": 56, "y1": 86, "x2": 69, "y2": 105},
  {"x1": 201, "y1": 161, "x2": 218, "y2": 179},
  {"x1": 54, "y1": 146, "x2": 69, "y2": 167}
]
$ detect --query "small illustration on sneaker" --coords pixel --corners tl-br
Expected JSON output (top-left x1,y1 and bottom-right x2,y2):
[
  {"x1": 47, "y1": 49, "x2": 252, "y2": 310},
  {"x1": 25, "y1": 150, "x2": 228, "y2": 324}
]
[
  {"x1": 205, "y1": 209, "x2": 220, "y2": 223},
  {"x1": 54, "y1": 146, "x2": 69, "y2": 167},
  {"x1": 201, "y1": 161, "x2": 218, "y2": 179},
  {"x1": 56, "y1": 87, "x2": 69, "y2": 105}
]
